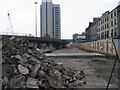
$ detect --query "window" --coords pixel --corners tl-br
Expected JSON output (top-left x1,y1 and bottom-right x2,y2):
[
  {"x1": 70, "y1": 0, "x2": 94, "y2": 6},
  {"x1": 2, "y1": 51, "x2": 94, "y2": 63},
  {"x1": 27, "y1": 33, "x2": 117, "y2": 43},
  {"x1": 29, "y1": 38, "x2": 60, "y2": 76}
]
[
  {"x1": 55, "y1": 10, "x2": 59, "y2": 11},
  {"x1": 105, "y1": 18, "x2": 106, "y2": 22},
  {"x1": 101, "y1": 27, "x2": 102, "y2": 30},
  {"x1": 55, "y1": 12, "x2": 59, "y2": 13},
  {"x1": 114, "y1": 10, "x2": 116, "y2": 17},
  {"x1": 103, "y1": 32, "x2": 104, "y2": 38},
  {"x1": 114, "y1": 28, "x2": 117, "y2": 36},
  {"x1": 55, "y1": 7, "x2": 59, "y2": 9},
  {"x1": 111, "y1": 21, "x2": 113, "y2": 26},
  {"x1": 105, "y1": 31, "x2": 107, "y2": 38},
  {"x1": 114, "y1": 19, "x2": 117, "y2": 25},
  {"x1": 107, "y1": 23, "x2": 109, "y2": 28},
  {"x1": 111, "y1": 29, "x2": 113, "y2": 37},
  {"x1": 99, "y1": 22, "x2": 100, "y2": 26},
  {"x1": 107, "y1": 16, "x2": 108, "y2": 21},
  {"x1": 101, "y1": 21, "x2": 102, "y2": 24},
  {"x1": 107, "y1": 31, "x2": 109, "y2": 38},
  {"x1": 111, "y1": 13, "x2": 113, "y2": 19},
  {"x1": 105, "y1": 24, "x2": 106, "y2": 29},
  {"x1": 103, "y1": 26, "x2": 104, "y2": 30},
  {"x1": 101, "y1": 32, "x2": 103, "y2": 39},
  {"x1": 55, "y1": 27, "x2": 59, "y2": 29},
  {"x1": 97, "y1": 34, "x2": 100, "y2": 39}
]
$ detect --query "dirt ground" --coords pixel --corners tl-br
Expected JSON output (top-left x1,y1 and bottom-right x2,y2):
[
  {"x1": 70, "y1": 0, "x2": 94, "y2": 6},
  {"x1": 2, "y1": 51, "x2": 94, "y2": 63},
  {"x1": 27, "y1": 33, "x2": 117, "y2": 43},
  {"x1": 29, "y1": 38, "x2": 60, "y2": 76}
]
[{"x1": 48, "y1": 47, "x2": 119, "y2": 88}]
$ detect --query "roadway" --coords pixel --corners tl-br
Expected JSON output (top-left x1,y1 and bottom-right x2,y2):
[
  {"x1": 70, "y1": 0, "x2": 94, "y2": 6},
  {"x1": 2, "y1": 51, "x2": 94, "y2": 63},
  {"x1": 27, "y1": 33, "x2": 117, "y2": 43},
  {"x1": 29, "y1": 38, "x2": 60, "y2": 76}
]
[{"x1": 45, "y1": 47, "x2": 119, "y2": 88}]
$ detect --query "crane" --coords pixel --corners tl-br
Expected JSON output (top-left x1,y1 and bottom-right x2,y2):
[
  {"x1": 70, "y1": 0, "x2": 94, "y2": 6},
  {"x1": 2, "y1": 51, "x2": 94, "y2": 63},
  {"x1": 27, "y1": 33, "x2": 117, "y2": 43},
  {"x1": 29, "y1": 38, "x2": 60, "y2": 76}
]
[{"x1": 7, "y1": 13, "x2": 13, "y2": 34}]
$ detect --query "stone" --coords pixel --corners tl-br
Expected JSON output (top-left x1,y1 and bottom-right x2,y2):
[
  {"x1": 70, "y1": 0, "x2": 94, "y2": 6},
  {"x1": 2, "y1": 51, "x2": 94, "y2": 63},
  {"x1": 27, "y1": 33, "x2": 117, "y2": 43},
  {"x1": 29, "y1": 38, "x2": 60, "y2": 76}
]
[
  {"x1": 2, "y1": 36, "x2": 86, "y2": 89},
  {"x1": 37, "y1": 70, "x2": 46, "y2": 78},
  {"x1": 10, "y1": 36, "x2": 15, "y2": 40},
  {"x1": 46, "y1": 76, "x2": 57, "y2": 88},
  {"x1": 74, "y1": 80, "x2": 86, "y2": 87},
  {"x1": 2, "y1": 76, "x2": 9, "y2": 88},
  {"x1": 30, "y1": 64, "x2": 41, "y2": 78},
  {"x1": 29, "y1": 56, "x2": 41, "y2": 64},
  {"x1": 10, "y1": 75, "x2": 26, "y2": 88},
  {"x1": 26, "y1": 78, "x2": 39, "y2": 88},
  {"x1": 79, "y1": 70, "x2": 85, "y2": 75},
  {"x1": 28, "y1": 43, "x2": 34, "y2": 48},
  {"x1": 11, "y1": 55, "x2": 27, "y2": 63},
  {"x1": 39, "y1": 79, "x2": 50, "y2": 88},
  {"x1": 18, "y1": 64, "x2": 29, "y2": 75},
  {"x1": 68, "y1": 83, "x2": 74, "y2": 88}
]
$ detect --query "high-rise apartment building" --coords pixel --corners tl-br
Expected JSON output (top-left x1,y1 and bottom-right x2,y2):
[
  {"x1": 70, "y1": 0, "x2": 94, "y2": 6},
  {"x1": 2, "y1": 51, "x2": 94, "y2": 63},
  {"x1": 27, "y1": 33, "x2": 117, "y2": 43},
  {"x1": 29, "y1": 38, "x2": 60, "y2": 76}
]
[{"x1": 40, "y1": 0, "x2": 61, "y2": 39}]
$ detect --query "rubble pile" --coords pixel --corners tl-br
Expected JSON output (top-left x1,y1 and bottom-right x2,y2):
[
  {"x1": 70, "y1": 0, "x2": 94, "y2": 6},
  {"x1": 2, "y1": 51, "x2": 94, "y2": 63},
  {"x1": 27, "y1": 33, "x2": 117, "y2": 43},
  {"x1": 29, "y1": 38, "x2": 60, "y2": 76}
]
[{"x1": 2, "y1": 36, "x2": 86, "y2": 89}]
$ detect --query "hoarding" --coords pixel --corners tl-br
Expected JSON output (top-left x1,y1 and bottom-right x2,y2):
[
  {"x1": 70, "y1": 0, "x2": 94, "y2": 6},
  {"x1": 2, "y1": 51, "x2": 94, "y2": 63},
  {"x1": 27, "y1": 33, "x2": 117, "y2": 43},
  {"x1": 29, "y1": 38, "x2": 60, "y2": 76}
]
[{"x1": 113, "y1": 39, "x2": 120, "y2": 59}]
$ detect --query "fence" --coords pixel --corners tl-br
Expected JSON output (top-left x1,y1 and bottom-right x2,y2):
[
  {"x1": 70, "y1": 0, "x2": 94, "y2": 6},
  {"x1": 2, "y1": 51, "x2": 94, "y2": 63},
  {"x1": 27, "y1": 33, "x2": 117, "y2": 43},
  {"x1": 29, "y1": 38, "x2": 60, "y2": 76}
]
[{"x1": 70, "y1": 39, "x2": 116, "y2": 55}]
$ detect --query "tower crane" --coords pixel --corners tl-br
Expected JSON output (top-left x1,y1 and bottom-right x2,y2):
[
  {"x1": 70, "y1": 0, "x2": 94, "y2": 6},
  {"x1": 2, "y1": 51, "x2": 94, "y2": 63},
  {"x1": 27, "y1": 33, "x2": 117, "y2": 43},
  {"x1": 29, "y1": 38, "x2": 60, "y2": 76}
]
[{"x1": 7, "y1": 13, "x2": 13, "y2": 34}]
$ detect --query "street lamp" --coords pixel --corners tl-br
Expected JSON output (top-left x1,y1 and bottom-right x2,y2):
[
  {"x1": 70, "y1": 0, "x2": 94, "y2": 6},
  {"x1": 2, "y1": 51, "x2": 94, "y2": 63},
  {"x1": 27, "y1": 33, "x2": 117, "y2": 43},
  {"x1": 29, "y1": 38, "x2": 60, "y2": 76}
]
[{"x1": 35, "y1": 2, "x2": 37, "y2": 37}]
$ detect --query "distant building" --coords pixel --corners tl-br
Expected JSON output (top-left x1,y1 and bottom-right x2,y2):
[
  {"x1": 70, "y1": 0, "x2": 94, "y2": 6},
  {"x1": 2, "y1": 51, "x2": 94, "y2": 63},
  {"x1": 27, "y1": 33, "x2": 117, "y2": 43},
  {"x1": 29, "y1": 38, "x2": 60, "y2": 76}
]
[
  {"x1": 73, "y1": 33, "x2": 86, "y2": 43},
  {"x1": 91, "y1": 18, "x2": 100, "y2": 40},
  {"x1": 85, "y1": 18, "x2": 100, "y2": 41},
  {"x1": 40, "y1": 0, "x2": 61, "y2": 39},
  {"x1": 97, "y1": 5, "x2": 120, "y2": 40},
  {"x1": 85, "y1": 22, "x2": 93, "y2": 41},
  {"x1": 73, "y1": 33, "x2": 79, "y2": 41},
  {"x1": 85, "y1": 4, "x2": 120, "y2": 41}
]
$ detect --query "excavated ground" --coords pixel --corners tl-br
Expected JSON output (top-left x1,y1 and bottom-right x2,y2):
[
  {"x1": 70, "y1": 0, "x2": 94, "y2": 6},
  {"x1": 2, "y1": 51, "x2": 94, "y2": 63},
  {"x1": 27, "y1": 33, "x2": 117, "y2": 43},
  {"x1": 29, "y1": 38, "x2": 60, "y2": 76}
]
[{"x1": 46, "y1": 47, "x2": 119, "y2": 88}]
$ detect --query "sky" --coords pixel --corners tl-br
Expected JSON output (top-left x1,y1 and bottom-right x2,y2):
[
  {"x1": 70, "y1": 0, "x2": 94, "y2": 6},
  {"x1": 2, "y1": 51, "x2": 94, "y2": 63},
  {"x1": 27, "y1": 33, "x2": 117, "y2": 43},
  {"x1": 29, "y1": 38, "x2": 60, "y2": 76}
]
[{"x1": 0, "y1": 0, "x2": 119, "y2": 39}]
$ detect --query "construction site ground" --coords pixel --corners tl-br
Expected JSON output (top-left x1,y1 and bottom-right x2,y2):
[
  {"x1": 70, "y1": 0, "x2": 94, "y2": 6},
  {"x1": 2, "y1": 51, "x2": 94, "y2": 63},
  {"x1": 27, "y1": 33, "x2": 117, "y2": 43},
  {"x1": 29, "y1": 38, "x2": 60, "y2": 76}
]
[{"x1": 45, "y1": 47, "x2": 119, "y2": 88}]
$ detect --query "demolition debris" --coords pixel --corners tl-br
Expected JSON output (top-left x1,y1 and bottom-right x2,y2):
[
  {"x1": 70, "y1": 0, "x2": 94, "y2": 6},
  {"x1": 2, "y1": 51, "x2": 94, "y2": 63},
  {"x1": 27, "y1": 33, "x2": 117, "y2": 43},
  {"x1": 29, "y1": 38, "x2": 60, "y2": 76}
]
[{"x1": 2, "y1": 36, "x2": 86, "y2": 89}]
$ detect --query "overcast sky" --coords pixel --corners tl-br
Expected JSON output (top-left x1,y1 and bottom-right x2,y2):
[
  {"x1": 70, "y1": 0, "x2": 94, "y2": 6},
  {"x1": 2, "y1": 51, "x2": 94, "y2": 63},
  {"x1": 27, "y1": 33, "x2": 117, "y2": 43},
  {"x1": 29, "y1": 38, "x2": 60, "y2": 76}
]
[{"x1": 0, "y1": 0, "x2": 119, "y2": 39}]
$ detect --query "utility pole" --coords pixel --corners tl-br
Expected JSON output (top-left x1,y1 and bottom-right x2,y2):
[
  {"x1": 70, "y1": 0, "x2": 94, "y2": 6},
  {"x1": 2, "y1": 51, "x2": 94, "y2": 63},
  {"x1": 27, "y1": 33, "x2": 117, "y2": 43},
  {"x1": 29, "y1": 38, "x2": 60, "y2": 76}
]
[{"x1": 35, "y1": 2, "x2": 37, "y2": 37}]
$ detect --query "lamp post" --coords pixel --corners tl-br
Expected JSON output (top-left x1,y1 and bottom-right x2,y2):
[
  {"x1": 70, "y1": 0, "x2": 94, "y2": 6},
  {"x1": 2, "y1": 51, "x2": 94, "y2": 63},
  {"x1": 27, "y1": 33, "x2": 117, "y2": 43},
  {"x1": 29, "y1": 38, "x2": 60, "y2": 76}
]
[{"x1": 35, "y1": 2, "x2": 37, "y2": 37}]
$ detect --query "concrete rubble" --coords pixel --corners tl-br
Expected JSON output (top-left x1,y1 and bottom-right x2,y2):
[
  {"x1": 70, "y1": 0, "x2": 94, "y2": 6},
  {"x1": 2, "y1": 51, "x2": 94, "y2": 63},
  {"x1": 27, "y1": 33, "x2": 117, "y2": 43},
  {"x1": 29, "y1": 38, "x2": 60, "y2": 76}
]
[{"x1": 2, "y1": 36, "x2": 86, "y2": 89}]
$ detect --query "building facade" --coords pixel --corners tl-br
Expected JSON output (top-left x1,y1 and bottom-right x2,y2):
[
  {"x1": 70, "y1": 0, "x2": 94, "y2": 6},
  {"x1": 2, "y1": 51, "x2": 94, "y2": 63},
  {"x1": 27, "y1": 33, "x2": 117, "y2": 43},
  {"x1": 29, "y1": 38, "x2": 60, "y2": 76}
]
[
  {"x1": 85, "y1": 22, "x2": 93, "y2": 41},
  {"x1": 97, "y1": 5, "x2": 120, "y2": 40},
  {"x1": 85, "y1": 18, "x2": 100, "y2": 41},
  {"x1": 85, "y1": 5, "x2": 120, "y2": 41},
  {"x1": 40, "y1": 0, "x2": 61, "y2": 39},
  {"x1": 73, "y1": 33, "x2": 79, "y2": 41},
  {"x1": 73, "y1": 33, "x2": 86, "y2": 43},
  {"x1": 52, "y1": 4, "x2": 61, "y2": 39}
]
